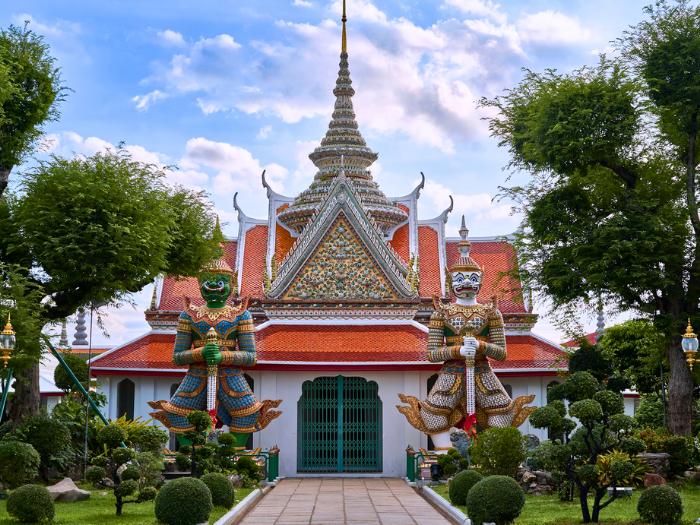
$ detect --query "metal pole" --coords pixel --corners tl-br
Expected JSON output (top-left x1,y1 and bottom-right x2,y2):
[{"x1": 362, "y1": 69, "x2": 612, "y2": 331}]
[
  {"x1": 660, "y1": 361, "x2": 667, "y2": 428},
  {"x1": 83, "y1": 307, "x2": 94, "y2": 476},
  {"x1": 0, "y1": 368, "x2": 13, "y2": 420}
]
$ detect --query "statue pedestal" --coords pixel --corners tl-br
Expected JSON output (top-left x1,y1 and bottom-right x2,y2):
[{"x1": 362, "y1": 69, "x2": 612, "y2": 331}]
[{"x1": 430, "y1": 431, "x2": 452, "y2": 453}]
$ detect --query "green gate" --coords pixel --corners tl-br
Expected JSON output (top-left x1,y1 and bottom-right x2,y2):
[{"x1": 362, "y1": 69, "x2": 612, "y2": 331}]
[{"x1": 297, "y1": 376, "x2": 382, "y2": 473}]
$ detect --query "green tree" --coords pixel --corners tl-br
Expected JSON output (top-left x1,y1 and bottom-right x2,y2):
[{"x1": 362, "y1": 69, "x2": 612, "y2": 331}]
[
  {"x1": 0, "y1": 22, "x2": 64, "y2": 196},
  {"x1": 599, "y1": 320, "x2": 668, "y2": 394},
  {"x1": 482, "y1": 0, "x2": 700, "y2": 435},
  {"x1": 529, "y1": 372, "x2": 642, "y2": 523},
  {"x1": 1, "y1": 149, "x2": 216, "y2": 422}
]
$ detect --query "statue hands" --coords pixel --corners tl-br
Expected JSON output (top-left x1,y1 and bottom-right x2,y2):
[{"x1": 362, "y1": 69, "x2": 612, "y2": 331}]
[
  {"x1": 460, "y1": 336, "x2": 478, "y2": 359},
  {"x1": 203, "y1": 342, "x2": 223, "y2": 366}
]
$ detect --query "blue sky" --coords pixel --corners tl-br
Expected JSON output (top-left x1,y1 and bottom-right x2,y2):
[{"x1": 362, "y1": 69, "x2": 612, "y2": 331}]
[{"x1": 3, "y1": 0, "x2": 651, "y2": 346}]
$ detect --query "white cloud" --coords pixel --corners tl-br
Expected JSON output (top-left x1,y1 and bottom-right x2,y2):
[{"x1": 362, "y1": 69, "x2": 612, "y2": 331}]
[
  {"x1": 517, "y1": 11, "x2": 593, "y2": 46},
  {"x1": 256, "y1": 125, "x2": 272, "y2": 140},
  {"x1": 293, "y1": 0, "x2": 314, "y2": 7},
  {"x1": 157, "y1": 29, "x2": 186, "y2": 47},
  {"x1": 442, "y1": 0, "x2": 506, "y2": 24},
  {"x1": 132, "y1": 90, "x2": 169, "y2": 111},
  {"x1": 11, "y1": 13, "x2": 81, "y2": 38}
]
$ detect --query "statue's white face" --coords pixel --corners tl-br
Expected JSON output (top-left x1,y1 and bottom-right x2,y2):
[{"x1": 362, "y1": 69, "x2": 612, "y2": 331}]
[{"x1": 451, "y1": 270, "x2": 482, "y2": 299}]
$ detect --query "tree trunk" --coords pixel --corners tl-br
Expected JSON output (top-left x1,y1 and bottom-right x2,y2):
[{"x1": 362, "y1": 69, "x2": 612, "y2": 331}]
[
  {"x1": 578, "y1": 485, "x2": 591, "y2": 523},
  {"x1": 591, "y1": 488, "x2": 605, "y2": 523},
  {"x1": 666, "y1": 339, "x2": 694, "y2": 435},
  {"x1": 0, "y1": 167, "x2": 10, "y2": 198},
  {"x1": 8, "y1": 363, "x2": 40, "y2": 424}
]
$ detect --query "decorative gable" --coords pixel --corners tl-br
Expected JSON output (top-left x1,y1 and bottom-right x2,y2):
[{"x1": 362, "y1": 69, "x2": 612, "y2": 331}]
[
  {"x1": 268, "y1": 175, "x2": 416, "y2": 300},
  {"x1": 283, "y1": 215, "x2": 398, "y2": 300}
]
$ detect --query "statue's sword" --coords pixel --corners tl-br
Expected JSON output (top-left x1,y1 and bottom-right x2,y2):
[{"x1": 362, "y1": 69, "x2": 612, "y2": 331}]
[
  {"x1": 463, "y1": 335, "x2": 478, "y2": 434},
  {"x1": 205, "y1": 327, "x2": 219, "y2": 428}
]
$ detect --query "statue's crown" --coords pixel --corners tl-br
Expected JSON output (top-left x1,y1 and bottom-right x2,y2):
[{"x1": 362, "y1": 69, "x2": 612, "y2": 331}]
[
  {"x1": 201, "y1": 251, "x2": 235, "y2": 276},
  {"x1": 449, "y1": 215, "x2": 481, "y2": 273}
]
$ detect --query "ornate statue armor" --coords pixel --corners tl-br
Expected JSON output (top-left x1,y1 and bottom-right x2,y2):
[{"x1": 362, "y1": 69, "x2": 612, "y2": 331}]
[
  {"x1": 398, "y1": 216, "x2": 535, "y2": 447},
  {"x1": 149, "y1": 242, "x2": 281, "y2": 437}
]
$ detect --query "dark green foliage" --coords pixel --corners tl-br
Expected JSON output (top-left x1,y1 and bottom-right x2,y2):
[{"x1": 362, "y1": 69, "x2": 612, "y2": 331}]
[
  {"x1": 139, "y1": 485, "x2": 157, "y2": 502},
  {"x1": 118, "y1": 479, "x2": 138, "y2": 498},
  {"x1": 135, "y1": 451, "x2": 164, "y2": 488},
  {"x1": 129, "y1": 425, "x2": 168, "y2": 454},
  {"x1": 217, "y1": 433, "x2": 235, "y2": 447},
  {"x1": 0, "y1": 441, "x2": 39, "y2": 488},
  {"x1": 201, "y1": 472, "x2": 235, "y2": 508},
  {"x1": 121, "y1": 465, "x2": 140, "y2": 481},
  {"x1": 6, "y1": 484, "x2": 55, "y2": 523},
  {"x1": 569, "y1": 399, "x2": 604, "y2": 425},
  {"x1": 635, "y1": 393, "x2": 666, "y2": 429},
  {"x1": 187, "y1": 411, "x2": 212, "y2": 433},
  {"x1": 11, "y1": 414, "x2": 72, "y2": 479},
  {"x1": 448, "y1": 469, "x2": 483, "y2": 506},
  {"x1": 51, "y1": 395, "x2": 105, "y2": 462},
  {"x1": 112, "y1": 447, "x2": 136, "y2": 467},
  {"x1": 437, "y1": 448, "x2": 470, "y2": 477},
  {"x1": 99, "y1": 424, "x2": 127, "y2": 449},
  {"x1": 0, "y1": 23, "x2": 64, "y2": 183},
  {"x1": 637, "y1": 428, "x2": 694, "y2": 476},
  {"x1": 470, "y1": 427, "x2": 526, "y2": 477},
  {"x1": 638, "y1": 485, "x2": 683, "y2": 525},
  {"x1": 235, "y1": 456, "x2": 262, "y2": 481},
  {"x1": 175, "y1": 453, "x2": 191, "y2": 471},
  {"x1": 155, "y1": 476, "x2": 213, "y2": 525},
  {"x1": 53, "y1": 353, "x2": 88, "y2": 392},
  {"x1": 592, "y1": 390, "x2": 624, "y2": 416},
  {"x1": 565, "y1": 372, "x2": 600, "y2": 402},
  {"x1": 85, "y1": 465, "x2": 106, "y2": 486},
  {"x1": 568, "y1": 342, "x2": 613, "y2": 383},
  {"x1": 466, "y1": 475, "x2": 525, "y2": 525},
  {"x1": 620, "y1": 437, "x2": 646, "y2": 456}
]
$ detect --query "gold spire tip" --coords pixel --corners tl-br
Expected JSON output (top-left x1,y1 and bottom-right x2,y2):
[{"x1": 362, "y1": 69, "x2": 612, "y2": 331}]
[{"x1": 341, "y1": 0, "x2": 347, "y2": 53}]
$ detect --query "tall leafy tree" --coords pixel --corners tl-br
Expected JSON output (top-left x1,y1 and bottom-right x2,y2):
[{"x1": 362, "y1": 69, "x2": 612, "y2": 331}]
[
  {"x1": 482, "y1": 0, "x2": 700, "y2": 435},
  {"x1": 0, "y1": 22, "x2": 64, "y2": 196},
  {"x1": 1, "y1": 149, "x2": 216, "y2": 421}
]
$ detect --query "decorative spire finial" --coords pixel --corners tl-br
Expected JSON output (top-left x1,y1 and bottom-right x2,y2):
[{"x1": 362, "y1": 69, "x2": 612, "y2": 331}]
[
  {"x1": 342, "y1": 0, "x2": 347, "y2": 53},
  {"x1": 72, "y1": 309, "x2": 88, "y2": 346},
  {"x1": 59, "y1": 319, "x2": 69, "y2": 349},
  {"x1": 595, "y1": 299, "x2": 605, "y2": 342},
  {"x1": 450, "y1": 216, "x2": 480, "y2": 273},
  {"x1": 458, "y1": 215, "x2": 471, "y2": 259}
]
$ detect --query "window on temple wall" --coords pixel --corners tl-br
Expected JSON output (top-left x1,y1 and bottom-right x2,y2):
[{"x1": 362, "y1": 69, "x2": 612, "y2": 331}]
[
  {"x1": 117, "y1": 379, "x2": 135, "y2": 420},
  {"x1": 426, "y1": 374, "x2": 438, "y2": 450},
  {"x1": 503, "y1": 384, "x2": 513, "y2": 398},
  {"x1": 169, "y1": 382, "x2": 181, "y2": 451}
]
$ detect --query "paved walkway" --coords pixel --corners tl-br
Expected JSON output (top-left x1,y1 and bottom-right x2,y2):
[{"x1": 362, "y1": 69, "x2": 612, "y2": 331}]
[{"x1": 238, "y1": 478, "x2": 453, "y2": 525}]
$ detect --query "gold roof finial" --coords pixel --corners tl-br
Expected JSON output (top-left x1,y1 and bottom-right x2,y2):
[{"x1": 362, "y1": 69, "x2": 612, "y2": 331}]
[
  {"x1": 2, "y1": 313, "x2": 12, "y2": 334},
  {"x1": 341, "y1": 0, "x2": 347, "y2": 54}
]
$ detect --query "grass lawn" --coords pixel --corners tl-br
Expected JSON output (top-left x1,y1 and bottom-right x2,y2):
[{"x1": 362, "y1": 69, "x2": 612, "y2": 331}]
[
  {"x1": 432, "y1": 483, "x2": 700, "y2": 525},
  {"x1": 0, "y1": 487, "x2": 254, "y2": 525}
]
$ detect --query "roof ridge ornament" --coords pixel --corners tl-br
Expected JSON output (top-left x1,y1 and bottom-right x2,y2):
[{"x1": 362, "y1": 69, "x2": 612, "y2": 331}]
[{"x1": 342, "y1": 0, "x2": 347, "y2": 54}]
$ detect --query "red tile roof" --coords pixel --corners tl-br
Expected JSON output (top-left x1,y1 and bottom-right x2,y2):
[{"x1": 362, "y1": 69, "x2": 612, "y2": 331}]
[
  {"x1": 562, "y1": 332, "x2": 598, "y2": 348},
  {"x1": 446, "y1": 240, "x2": 527, "y2": 314},
  {"x1": 158, "y1": 241, "x2": 238, "y2": 310},
  {"x1": 90, "y1": 329, "x2": 566, "y2": 371},
  {"x1": 240, "y1": 225, "x2": 268, "y2": 298},
  {"x1": 389, "y1": 224, "x2": 410, "y2": 263},
  {"x1": 418, "y1": 226, "x2": 441, "y2": 297}
]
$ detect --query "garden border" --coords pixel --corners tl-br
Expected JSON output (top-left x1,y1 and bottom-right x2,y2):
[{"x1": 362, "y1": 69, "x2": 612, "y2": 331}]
[
  {"x1": 213, "y1": 483, "x2": 275, "y2": 525},
  {"x1": 416, "y1": 483, "x2": 471, "y2": 525}
]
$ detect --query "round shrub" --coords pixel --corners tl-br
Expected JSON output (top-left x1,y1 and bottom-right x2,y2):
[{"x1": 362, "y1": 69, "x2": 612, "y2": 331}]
[
  {"x1": 86, "y1": 465, "x2": 107, "y2": 486},
  {"x1": 0, "y1": 441, "x2": 40, "y2": 488},
  {"x1": 201, "y1": 472, "x2": 235, "y2": 508},
  {"x1": 569, "y1": 399, "x2": 603, "y2": 425},
  {"x1": 466, "y1": 475, "x2": 525, "y2": 525},
  {"x1": 449, "y1": 469, "x2": 483, "y2": 506},
  {"x1": 175, "y1": 453, "x2": 191, "y2": 471},
  {"x1": 7, "y1": 484, "x2": 55, "y2": 523},
  {"x1": 118, "y1": 479, "x2": 139, "y2": 497},
  {"x1": 54, "y1": 353, "x2": 89, "y2": 392},
  {"x1": 112, "y1": 447, "x2": 136, "y2": 467},
  {"x1": 129, "y1": 425, "x2": 168, "y2": 454},
  {"x1": 99, "y1": 424, "x2": 127, "y2": 449},
  {"x1": 637, "y1": 485, "x2": 683, "y2": 525},
  {"x1": 469, "y1": 427, "x2": 526, "y2": 477},
  {"x1": 139, "y1": 485, "x2": 158, "y2": 502},
  {"x1": 13, "y1": 415, "x2": 71, "y2": 471},
  {"x1": 155, "y1": 477, "x2": 213, "y2": 525},
  {"x1": 217, "y1": 433, "x2": 235, "y2": 447},
  {"x1": 121, "y1": 465, "x2": 140, "y2": 481},
  {"x1": 235, "y1": 456, "x2": 261, "y2": 480},
  {"x1": 593, "y1": 390, "x2": 624, "y2": 415}
]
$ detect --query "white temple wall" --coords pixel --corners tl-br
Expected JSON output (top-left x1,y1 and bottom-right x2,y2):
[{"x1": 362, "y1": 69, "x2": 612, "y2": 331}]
[{"x1": 96, "y1": 370, "x2": 561, "y2": 476}]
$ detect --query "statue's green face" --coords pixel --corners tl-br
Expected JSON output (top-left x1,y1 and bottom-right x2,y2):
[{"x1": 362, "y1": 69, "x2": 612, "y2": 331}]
[{"x1": 199, "y1": 272, "x2": 232, "y2": 307}]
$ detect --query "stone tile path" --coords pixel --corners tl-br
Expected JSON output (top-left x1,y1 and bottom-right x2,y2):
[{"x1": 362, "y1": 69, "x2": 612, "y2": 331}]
[{"x1": 238, "y1": 478, "x2": 453, "y2": 525}]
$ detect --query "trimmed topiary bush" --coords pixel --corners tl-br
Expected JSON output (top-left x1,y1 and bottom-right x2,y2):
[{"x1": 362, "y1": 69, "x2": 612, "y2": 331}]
[
  {"x1": 86, "y1": 465, "x2": 107, "y2": 486},
  {"x1": 201, "y1": 472, "x2": 235, "y2": 508},
  {"x1": 449, "y1": 469, "x2": 483, "y2": 506},
  {"x1": 638, "y1": 485, "x2": 683, "y2": 525},
  {"x1": 469, "y1": 427, "x2": 526, "y2": 477},
  {"x1": 466, "y1": 475, "x2": 525, "y2": 525},
  {"x1": 0, "y1": 441, "x2": 40, "y2": 488},
  {"x1": 7, "y1": 484, "x2": 55, "y2": 523},
  {"x1": 155, "y1": 477, "x2": 213, "y2": 525}
]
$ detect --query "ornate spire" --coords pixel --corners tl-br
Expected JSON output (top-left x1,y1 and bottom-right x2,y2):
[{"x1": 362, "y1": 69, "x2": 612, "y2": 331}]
[
  {"x1": 72, "y1": 309, "x2": 88, "y2": 346},
  {"x1": 277, "y1": 0, "x2": 407, "y2": 235},
  {"x1": 595, "y1": 299, "x2": 605, "y2": 342},
  {"x1": 450, "y1": 215, "x2": 481, "y2": 273},
  {"x1": 59, "y1": 319, "x2": 69, "y2": 349}
]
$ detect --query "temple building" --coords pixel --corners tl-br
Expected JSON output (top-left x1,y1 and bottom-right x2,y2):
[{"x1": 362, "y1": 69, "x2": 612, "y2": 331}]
[{"x1": 90, "y1": 8, "x2": 568, "y2": 477}]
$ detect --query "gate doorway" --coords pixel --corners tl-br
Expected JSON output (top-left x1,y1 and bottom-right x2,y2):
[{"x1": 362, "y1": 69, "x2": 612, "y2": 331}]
[{"x1": 297, "y1": 376, "x2": 382, "y2": 473}]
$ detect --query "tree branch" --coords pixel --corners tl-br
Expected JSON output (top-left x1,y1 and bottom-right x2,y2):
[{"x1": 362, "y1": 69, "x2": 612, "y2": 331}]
[{"x1": 599, "y1": 160, "x2": 637, "y2": 189}]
